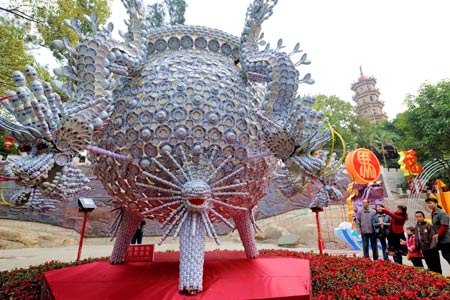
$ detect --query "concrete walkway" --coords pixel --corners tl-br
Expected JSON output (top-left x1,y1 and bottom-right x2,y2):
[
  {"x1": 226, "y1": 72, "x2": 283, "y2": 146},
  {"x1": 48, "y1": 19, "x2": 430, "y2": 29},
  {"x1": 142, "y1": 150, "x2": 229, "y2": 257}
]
[
  {"x1": 1, "y1": 237, "x2": 449, "y2": 277},
  {"x1": 0, "y1": 237, "x2": 328, "y2": 271}
]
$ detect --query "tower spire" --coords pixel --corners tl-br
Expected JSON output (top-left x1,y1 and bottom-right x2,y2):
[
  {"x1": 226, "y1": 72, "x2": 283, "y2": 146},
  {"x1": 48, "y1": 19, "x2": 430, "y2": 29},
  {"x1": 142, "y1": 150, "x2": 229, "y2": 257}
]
[{"x1": 351, "y1": 69, "x2": 387, "y2": 123}]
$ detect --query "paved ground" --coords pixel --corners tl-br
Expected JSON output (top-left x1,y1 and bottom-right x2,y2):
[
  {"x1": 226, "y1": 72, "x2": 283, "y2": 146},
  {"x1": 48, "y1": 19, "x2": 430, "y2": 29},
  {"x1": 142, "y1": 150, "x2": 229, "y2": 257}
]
[
  {"x1": 0, "y1": 237, "x2": 326, "y2": 271},
  {"x1": 0, "y1": 237, "x2": 449, "y2": 276}
]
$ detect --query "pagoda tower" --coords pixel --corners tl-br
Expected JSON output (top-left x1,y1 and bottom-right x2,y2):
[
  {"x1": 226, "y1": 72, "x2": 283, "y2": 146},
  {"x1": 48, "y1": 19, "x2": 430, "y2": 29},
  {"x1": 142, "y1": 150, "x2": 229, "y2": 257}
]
[{"x1": 351, "y1": 67, "x2": 387, "y2": 122}]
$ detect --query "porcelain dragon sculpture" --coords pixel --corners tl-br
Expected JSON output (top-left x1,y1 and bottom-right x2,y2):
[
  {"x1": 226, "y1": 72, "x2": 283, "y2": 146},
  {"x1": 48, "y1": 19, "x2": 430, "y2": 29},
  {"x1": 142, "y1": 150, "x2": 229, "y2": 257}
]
[{"x1": 0, "y1": 0, "x2": 346, "y2": 294}]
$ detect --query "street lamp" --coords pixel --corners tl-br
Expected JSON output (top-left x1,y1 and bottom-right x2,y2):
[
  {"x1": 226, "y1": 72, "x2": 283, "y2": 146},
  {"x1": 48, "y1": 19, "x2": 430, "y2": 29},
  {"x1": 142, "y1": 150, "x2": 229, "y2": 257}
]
[{"x1": 76, "y1": 197, "x2": 96, "y2": 261}]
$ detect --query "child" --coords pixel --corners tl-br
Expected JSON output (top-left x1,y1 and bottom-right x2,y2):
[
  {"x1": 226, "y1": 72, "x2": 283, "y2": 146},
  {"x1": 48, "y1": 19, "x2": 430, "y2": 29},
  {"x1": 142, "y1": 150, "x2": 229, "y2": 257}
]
[
  {"x1": 415, "y1": 210, "x2": 442, "y2": 273},
  {"x1": 401, "y1": 226, "x2": 424, "y2": 267}
]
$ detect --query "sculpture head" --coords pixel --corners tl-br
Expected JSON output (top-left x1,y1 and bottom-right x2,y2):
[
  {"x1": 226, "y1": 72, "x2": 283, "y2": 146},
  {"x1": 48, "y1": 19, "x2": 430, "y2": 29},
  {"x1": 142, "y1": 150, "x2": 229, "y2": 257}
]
[
  {"x1": 24, "y1": 65, "x2": 38, "y2": 81},
  {"x1": 6, "y1": 116, "x2": 92, "y2": 203},
  {"x1": 12, "y1": 71, "x2": 26, "y2": 87},
  {"x1": 0, "y1": 66, "x2": 107, "y2": 207},
  {"x1": 31, "y1": 81, "x2": 44, "y2": 96},
  {"x1": 43, "y1": 82, "x2": 53, "y2": 95},
  {"x1": 181, "y1": 179, "x2": 211, "y2": 212}
]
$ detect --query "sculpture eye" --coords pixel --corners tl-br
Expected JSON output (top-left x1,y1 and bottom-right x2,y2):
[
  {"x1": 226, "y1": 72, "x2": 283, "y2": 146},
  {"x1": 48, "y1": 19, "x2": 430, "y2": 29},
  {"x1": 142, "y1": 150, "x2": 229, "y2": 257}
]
[
  {"x1": 36, "y1": 143, "x2": 48, "y2": 151},
  {"x1": 19, "y1": 145, "x2": 31, "y2": 152}
]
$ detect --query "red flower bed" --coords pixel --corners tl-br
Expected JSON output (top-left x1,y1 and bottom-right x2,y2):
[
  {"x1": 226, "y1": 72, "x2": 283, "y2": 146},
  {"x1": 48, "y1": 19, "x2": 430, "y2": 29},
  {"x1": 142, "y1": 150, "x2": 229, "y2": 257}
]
[
  {"x1": 1, "y1": 251, "x2": 449, "y2": 300},
  {"x1": 261, "y1": 249, "x2": 450, "y2": 300},
  {"x1": 0, "y1": 258, "x2": 107, "y2": 300}
]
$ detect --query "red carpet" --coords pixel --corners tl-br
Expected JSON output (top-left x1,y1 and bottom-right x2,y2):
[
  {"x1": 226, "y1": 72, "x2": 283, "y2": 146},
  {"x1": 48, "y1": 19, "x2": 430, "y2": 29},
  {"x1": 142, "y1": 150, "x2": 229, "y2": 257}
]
[{"x1": 43, "y1": 251, "x2": 311, "y2": 300}]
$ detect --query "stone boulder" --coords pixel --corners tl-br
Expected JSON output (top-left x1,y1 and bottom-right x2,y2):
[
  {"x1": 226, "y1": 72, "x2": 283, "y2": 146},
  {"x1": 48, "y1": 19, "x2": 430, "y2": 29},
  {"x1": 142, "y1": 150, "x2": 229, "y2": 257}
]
[
  {"x1": 261, "y1": 225, "x2": 284, "y2": 241},
  {"x1": 277, "y1": 234, "x2": 301, "y2": 248},
  {"x1": 0, "y1": 220, "x2": 79, "y2": 249}
]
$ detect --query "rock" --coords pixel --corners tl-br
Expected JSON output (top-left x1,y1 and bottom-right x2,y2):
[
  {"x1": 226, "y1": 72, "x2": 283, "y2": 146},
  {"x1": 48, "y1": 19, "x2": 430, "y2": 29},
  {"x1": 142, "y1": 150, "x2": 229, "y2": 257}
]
[
  {"x1": 0, "y1": 228, "x2": 21, "y2": 241},
  {"x1": 0, "y1": 239, "x2": 25, "y2": 249},
  {"x1": 0, "y1": 220, "x2": 79, "y2": 249},
  {"x1": 276, "y1": 213, "x2": 318, "y2": 247},
  {"x1": 262, "y1": 225, "x2": 283, "y2": 240},
  {"x1": 255, "y1": 231, "x2": 266, "y2": 241},
  {"x1": 278, "y1": 234, "x2": 301, "y2": 248}
]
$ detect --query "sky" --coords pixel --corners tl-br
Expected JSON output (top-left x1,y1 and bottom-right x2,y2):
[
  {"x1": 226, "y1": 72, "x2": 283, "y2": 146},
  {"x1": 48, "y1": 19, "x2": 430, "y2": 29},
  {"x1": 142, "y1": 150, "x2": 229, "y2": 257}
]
[{"x1": 106, "y1": 0, "x2": 450, "y2": 119}]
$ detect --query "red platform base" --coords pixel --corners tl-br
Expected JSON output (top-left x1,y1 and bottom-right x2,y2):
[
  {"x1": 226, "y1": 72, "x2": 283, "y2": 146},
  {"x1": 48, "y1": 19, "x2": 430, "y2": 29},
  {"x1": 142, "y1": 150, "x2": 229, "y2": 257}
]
[{"x1": 43, "y1": 251, "x2": 311, "y2": 300}]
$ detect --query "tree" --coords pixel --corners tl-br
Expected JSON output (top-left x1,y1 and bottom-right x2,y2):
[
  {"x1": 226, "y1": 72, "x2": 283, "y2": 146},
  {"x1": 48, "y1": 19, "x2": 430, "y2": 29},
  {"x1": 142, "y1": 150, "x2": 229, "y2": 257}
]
[
  {"x1": 391, "y1": 112, "x2": 412, "y2": 150},
  {"x1": 146, "y1": 0, "x2": 187, "y2": 28},
  {"x1": 0, "y1": 5, "x2": 44, "y2": 24},
  {"x1": 165, "y1": 0, "x2": 186, "y2": 25},
  {"x1": 313, "y1": 94, "x2": 359, "y2": 151},
  {"x1": 31, "y1": 0, "x2": 111, "y2": 60},
  {"x1": 0, "y1": 1, "x2": 111, "y2": 61},
  {"x1": 351, "y1": 116, "x2": 374, "y2": 149},
  {"x1": 393, "y1": 80, "x2": 450, "y2": 160},
  {"x1": 313, "y1": 95, "x2": 401, "y2": 168},
  {"x1": 351, "y1": 118, "x2": 400, "y2": 168},
  {"x1": 369, "y1": 126, "x2": 398, "y2": 169},
  {"x1": 0, "y1": 0, "x2": 110, "y2": 145},
  {"x1": 0, "y1": 18, "x2": 53, "y2": 149},
  {"x1": 0, "y1": 18, "x2": 33, "y2": 92},
  {"x1": 0, "y1": 17, "x2": 51, "y2": 96},
  {"x1": 0, "y1": 0, "x2": 112, "y2": 98},
  {"x1": 146, "y1": 3, "x2": 166, "y2": 28}
]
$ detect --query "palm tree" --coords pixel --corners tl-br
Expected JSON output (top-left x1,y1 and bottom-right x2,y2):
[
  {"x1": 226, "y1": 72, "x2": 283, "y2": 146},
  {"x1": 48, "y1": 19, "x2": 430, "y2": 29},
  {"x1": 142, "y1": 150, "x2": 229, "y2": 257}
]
[
  {"x1": 353, "y1": 116, "x2": 376, "y2": 149},
  {"x1": 370, "y1": 130, "x2": 398, "y2": 169}
]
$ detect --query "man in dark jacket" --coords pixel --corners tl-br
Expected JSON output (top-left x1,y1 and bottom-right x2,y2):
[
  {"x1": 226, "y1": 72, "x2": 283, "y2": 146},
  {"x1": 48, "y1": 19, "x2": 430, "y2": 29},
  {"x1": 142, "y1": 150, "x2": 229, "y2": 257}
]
[
  {"x1": 415, "y1": 210, "x2": 441, "y2": 273},
  {"x1": 131, "y1": 220, "x2": 146, "y2": 245},
  {"x1": 356, "y1": 199, "x2": 378, "y2": 260},
  {"x1": 426, "y1": 198, "x2": 450, "y2": 267}
]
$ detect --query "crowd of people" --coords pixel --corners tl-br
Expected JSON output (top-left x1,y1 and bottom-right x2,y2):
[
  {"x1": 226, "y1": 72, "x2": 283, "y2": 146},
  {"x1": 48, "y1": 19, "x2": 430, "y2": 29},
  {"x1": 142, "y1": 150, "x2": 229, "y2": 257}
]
[{"x1": 355, "y1": 198, "x2": 450, "y2": 274}]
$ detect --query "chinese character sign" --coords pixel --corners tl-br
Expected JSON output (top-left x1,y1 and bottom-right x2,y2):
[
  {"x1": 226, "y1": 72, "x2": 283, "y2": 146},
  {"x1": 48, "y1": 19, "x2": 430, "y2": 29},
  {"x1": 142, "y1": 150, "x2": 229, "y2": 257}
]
[
  {"x1": 345, "y1": 148, "x2": 381, "y2": 184},
  {"x1": 398, "y1": 150, "x2": 422, "y2": 176}
]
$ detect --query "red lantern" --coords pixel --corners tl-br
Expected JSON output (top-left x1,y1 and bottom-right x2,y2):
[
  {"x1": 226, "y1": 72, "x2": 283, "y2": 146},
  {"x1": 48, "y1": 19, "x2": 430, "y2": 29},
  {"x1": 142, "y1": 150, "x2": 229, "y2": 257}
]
[
  {"x1": 345, "y1": 148, "x2": 381, "y2": 184},
  {"x1": 4, "y1": 136, "x2": 14, "y2": 151}
]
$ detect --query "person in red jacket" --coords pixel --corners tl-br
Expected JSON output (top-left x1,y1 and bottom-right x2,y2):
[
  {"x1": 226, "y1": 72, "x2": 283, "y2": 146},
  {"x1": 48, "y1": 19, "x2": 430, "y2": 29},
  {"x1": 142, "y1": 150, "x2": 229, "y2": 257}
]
[
  {"x1": 382, "y1": 205, "x2": 408, "y2": 264},
  {"x1": 401, "y1": 226, "x2": 423, "y2": 267}
]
